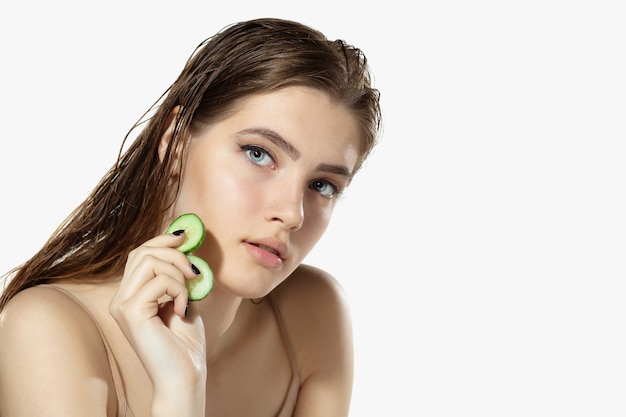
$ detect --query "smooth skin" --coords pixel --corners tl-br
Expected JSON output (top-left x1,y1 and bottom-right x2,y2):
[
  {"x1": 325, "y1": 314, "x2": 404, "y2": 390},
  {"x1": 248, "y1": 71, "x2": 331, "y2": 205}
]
[{"x1": 0, "y1": 86, "x2": 358, "y2": 417}]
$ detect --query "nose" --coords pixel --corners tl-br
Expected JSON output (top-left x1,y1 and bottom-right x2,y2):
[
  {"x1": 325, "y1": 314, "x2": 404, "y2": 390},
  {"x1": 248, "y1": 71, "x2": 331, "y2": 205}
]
[{"x1": 265, "y1": 183, "x2": 304, "y2": 232}]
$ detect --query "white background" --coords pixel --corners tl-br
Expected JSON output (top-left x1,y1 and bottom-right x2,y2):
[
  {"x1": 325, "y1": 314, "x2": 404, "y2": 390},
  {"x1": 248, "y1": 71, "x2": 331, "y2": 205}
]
[{"x1": 1, "y1": 1, "x2": 625, "y2": 416}]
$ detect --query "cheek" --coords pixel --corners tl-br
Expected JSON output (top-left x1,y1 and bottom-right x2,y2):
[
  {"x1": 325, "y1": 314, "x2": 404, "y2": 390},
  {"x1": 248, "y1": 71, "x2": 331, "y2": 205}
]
[
  {"x1": 177, "y1": 155, "x2": 260, "y2": 221},
  {"x1": 296, "y1": 199, "x2": 334, "y2": 250}
]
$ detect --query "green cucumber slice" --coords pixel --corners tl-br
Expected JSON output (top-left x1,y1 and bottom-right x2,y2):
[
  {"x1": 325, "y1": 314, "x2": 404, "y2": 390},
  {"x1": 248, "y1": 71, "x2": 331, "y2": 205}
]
[
  {"x1": 186, "y1": 255, "x2": 214, "y2": 301},
  {"x1": 165, "y1": 213, "x2": 206, "y2": 254},
  {"x1": 166, "y1": 213, "x2": 214, "y2": 300}
]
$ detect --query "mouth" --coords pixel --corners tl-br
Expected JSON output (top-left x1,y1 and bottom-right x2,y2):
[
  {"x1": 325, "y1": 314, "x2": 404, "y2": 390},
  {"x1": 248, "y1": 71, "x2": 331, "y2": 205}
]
[
  {"x1": 246, "y1": 240, "x2": 286, "y2": 260},
  {"x1": 252, "y1": 243, "x2": 279, "y2": 256}
]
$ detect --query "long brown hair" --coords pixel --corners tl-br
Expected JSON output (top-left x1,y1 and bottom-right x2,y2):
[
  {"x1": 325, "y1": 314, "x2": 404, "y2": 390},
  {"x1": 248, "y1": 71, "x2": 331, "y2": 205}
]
[{"x1": 0, "y1": 17, "x2": 382, "y2": 310}]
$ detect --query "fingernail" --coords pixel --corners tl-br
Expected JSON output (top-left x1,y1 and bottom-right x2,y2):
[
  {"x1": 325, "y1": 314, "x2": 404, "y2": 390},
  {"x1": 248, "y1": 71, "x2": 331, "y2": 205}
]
[
  {"x1": 184, "y1": 304, "x2": 189, "y2": 317},
  {"x1": 191, "y1": 264, "x2": 200, "y2": 275},
  {"x1": 172, "y1": 229, "x2": 185, "y2": 236}
]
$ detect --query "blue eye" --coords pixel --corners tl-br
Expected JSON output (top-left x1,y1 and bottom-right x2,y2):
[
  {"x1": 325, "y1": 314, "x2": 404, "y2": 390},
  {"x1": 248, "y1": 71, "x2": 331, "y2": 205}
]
[
  {"x1": 310, "y1": 180, "x2": 340, "y2": 199},
  {"x1": 242, "y1": 145, "x2": 274, "y2": 167}
]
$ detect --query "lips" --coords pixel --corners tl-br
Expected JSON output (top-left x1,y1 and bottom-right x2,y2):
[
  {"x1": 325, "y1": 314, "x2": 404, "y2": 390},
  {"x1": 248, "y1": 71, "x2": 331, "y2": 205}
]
[
  {"x1": 245, "y1": 238, "x2": 287, "y2": 260},
  {"x1": 251, "y1": 243, "x2": 279, "y2": 256}
]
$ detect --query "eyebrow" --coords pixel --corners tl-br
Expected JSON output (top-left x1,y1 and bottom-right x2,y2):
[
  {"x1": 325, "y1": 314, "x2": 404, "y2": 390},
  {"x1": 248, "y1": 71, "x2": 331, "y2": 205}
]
[
  {"x1": 238, "y1": 128, "x2": 300, "y2": 160},
  {"x1": 316, "y1": 163, "x2": 352, "y2": 178},
  {"x1": 237, "y1": 127, "x2": 353, "y2": 178}
]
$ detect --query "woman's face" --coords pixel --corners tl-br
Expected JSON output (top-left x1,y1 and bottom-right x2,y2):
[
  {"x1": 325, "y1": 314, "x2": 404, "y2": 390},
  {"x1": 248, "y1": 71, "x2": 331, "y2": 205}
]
[{"x1": 170, "y1": 86, "x2": 361, "y2": 298}]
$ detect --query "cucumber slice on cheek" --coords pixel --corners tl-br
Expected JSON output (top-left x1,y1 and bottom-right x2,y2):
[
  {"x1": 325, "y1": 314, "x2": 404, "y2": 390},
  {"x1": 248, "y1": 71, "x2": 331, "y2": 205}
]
[
  {"x1": 186, "y1": 255, "x2": 214, "y2": 301},
  {"x1": 165, "y1": 213, "x2": 207, "y2": 253},
  {"x1": 165, "y1": 213, "x2": 214, "y2": 301}
]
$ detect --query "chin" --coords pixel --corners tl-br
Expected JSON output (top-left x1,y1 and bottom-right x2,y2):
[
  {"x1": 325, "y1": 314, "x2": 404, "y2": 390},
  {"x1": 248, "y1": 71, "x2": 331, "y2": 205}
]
[{"x1": 218, "y1": 277, "x2": 282, "y2": 300}]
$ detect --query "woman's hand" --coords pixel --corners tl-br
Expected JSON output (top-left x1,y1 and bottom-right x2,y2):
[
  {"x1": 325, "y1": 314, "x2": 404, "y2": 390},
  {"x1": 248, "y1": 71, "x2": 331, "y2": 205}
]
[{"x1": 109, "y1": 232, "x2": 206, "y2": 415}]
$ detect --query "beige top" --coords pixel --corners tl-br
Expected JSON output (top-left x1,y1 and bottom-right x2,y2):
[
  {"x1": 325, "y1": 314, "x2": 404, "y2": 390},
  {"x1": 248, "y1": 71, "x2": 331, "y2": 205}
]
[
  {"x1": 44, "y1": 285, "x2": 300, "y2": 417},
  {"x1": 268, "y1": 291, "x2": 300, "y2": 417}
]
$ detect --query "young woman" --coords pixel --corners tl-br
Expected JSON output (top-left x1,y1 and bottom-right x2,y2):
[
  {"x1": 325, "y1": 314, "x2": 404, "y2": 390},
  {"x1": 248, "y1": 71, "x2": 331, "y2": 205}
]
[{"x1": 0, "y1": 18, "x2": 381, "y2": 417}]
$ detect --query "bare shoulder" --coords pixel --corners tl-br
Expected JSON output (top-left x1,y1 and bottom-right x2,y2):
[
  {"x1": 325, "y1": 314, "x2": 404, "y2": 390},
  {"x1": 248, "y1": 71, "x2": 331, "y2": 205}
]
[
  {"x1": 273, "y1": 264, "x2": 352, "y2": 338},
  {"x1": 0, "y1": 285, "x2": 115, "y2": 415},
  {"x1": 272, "y1": 264, "x2": 354, "y2": 415},
  {"x1": 275, "y1": 263, "x2": 350, "y2": 306},
  {"x1": 0, "y1": 284, "x2": 105, "y2": 342}
]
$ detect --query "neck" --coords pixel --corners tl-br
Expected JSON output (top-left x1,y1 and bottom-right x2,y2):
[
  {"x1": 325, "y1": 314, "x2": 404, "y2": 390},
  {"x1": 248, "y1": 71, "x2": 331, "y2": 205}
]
[{"x1": 192, "y1": 284, "x2": 244, "y2": 360}]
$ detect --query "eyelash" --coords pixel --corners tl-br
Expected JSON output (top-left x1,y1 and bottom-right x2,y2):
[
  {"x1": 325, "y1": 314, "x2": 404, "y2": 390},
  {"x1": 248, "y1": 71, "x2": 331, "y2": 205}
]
[
  {"x1": 241, "y1": 144, "x2": 276, "y2": 169},
  {"x1": 240, "y1": 144, "x2": 342, "y2": 199},
  {"x1": 311, "y1": 179, "x2": 341, "y2": 199}
]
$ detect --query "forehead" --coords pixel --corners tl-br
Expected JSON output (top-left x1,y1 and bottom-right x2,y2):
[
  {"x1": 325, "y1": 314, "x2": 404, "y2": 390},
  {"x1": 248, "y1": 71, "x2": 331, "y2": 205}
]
[{"x1": 226, "y1": 86, "x2": 361, "y2": 169}]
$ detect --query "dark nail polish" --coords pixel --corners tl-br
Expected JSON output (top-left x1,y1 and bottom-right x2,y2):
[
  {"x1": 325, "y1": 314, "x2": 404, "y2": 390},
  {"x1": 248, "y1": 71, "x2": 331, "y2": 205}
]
[
  {"x1": 172, "y1": 229, "x2": 185, "y2": 236},
  {"x1": 191, "y1": 264, "x2": 200, "y2": 275},
  {"x1": 184, "y1": 304, "x2": 189, "y2": 317}
]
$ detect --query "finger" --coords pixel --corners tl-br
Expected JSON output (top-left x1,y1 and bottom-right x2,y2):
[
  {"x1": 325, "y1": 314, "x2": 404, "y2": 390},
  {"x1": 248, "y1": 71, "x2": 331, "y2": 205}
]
[
  {"x1": 141, "y1": 231, "x2": 188, "y2": 250},
  {"x1": 125, "y1": 233, "x2": 185, "y2": 267},
  {"x1": 137, "y1": 274, "x2": 189, "y2": 318},
  {"x1": 126, "y1": 243, "x2": 198, "y2": 278},
  {"x1": 120, "y1": 253, "x2": 191, "y2": 298}
]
